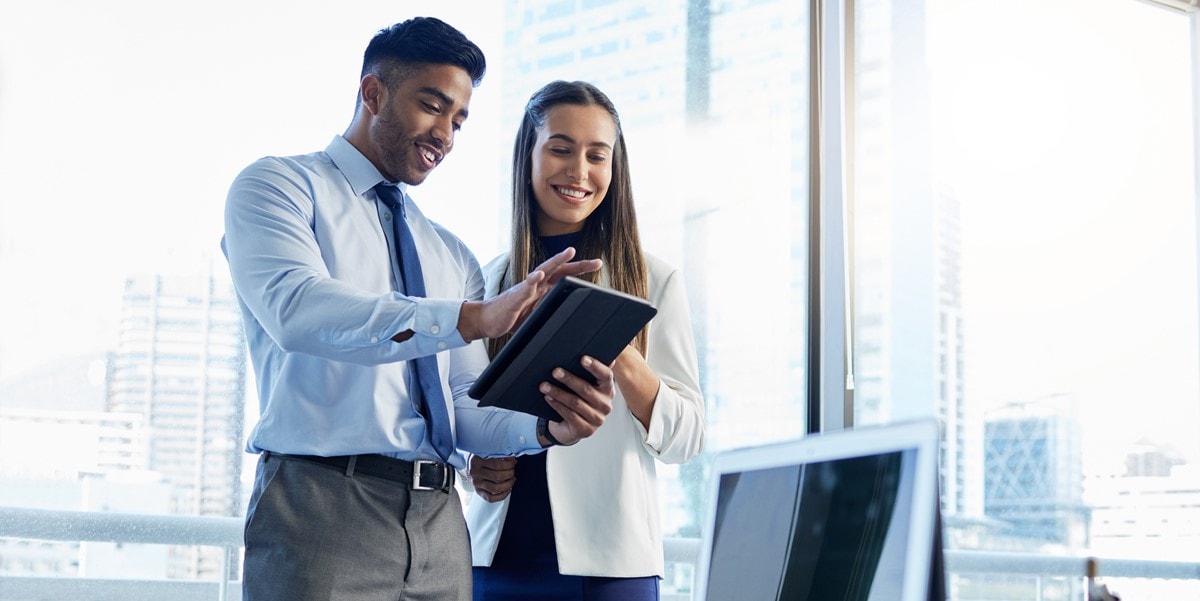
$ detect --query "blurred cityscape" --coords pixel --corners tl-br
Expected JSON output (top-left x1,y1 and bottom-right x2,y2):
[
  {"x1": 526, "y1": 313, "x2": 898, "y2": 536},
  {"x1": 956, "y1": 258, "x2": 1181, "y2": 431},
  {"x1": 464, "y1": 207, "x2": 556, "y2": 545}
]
[{"x1": 1, "y1": 1, "x2": 1197, "y2": 599}]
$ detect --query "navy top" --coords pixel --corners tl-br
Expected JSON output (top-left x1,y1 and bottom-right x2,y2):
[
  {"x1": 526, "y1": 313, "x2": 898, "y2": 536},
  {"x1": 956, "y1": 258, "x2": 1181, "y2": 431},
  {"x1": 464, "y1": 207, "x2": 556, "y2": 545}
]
[
  {"x1": 490, "y1": 230, "x2": 582, "y2": 569},
  {"x1": 538, "y1": 230, "x2": 583, "y2": 260}
]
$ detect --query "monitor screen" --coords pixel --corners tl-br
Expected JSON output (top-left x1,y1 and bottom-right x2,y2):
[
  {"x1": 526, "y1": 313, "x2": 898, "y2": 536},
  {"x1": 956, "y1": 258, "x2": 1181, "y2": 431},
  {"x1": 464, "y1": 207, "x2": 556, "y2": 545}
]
[{"x1": 694, "y1": 419, "x2": 941, "y2": 601}]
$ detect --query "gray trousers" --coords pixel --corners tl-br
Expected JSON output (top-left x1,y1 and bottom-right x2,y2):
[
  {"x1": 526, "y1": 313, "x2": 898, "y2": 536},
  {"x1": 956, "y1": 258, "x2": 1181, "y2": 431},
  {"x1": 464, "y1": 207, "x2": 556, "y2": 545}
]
[{"x1": 242, "y1": 453, "x2": 471, "y2": 601}]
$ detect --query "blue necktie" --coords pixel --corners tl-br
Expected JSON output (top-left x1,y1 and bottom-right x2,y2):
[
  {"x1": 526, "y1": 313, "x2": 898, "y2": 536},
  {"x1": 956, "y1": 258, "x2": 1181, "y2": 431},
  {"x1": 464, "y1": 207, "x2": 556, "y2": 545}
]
[{"x1": 375, "y1": 183, "x2": 454, "y2": 461}]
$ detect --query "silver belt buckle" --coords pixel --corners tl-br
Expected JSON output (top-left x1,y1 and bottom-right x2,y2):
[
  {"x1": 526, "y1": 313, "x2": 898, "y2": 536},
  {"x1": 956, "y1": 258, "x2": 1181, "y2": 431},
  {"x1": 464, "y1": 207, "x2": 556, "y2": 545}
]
[{"x1": 412, "y1": 460, "x2": 443, "y2": 491}]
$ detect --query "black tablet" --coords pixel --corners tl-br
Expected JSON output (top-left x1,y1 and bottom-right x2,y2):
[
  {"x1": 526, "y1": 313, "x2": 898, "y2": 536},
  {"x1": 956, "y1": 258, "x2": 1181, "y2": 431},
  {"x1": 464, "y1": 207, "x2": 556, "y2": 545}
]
[{"x1": 468, "y1": 276, "x2": 657, "y2": 421}]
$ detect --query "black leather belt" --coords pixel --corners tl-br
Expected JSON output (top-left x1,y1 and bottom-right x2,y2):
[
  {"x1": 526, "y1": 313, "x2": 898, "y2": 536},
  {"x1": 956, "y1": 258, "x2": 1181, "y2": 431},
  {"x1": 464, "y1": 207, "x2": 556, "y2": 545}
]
[{"x1": 269, "y1": 452, "x2": 454, "y2": 492}]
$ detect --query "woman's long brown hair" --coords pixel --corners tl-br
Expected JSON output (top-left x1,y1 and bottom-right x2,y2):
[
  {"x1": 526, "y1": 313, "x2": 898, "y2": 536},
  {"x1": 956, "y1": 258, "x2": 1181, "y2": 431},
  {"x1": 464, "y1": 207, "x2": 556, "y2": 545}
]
[{"x1": 487, "y1": 80, "x2": 649, "y2": 360}]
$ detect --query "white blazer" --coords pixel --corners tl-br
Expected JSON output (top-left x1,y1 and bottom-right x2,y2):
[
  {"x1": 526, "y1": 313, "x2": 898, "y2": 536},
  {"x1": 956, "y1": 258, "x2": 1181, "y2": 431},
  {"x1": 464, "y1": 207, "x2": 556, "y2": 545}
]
[{"x1": 464, "y1": 252, "x2": 706, "y2": 577}]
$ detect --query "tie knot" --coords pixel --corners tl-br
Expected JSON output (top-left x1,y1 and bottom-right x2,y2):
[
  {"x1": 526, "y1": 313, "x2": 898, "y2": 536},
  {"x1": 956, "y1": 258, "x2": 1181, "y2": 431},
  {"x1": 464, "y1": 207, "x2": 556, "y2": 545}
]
[{"x1": 374, "y1": 183, "x2": 405, "y2": 218}]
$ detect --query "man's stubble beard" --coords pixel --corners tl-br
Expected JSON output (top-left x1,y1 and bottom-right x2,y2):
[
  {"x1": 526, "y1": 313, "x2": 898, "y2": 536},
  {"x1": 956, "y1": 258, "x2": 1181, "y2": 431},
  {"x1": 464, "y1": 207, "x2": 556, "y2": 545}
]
[{"x1": 374, "y1": 113, "x2": 432, "y2": 186}]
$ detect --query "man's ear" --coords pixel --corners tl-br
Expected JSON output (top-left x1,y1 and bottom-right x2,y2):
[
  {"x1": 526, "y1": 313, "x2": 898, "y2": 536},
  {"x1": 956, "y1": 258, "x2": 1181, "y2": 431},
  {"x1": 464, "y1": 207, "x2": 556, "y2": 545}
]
[{"x1": 360, "y1": 74, "x2": 387, "y2": 116}]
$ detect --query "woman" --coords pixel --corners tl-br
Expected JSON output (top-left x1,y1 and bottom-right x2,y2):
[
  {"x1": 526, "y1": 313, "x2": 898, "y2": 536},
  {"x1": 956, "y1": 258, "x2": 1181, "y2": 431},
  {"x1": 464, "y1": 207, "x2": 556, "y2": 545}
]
[{"x1": 464, "y1": 80, "x2": 706, "y2": 600}]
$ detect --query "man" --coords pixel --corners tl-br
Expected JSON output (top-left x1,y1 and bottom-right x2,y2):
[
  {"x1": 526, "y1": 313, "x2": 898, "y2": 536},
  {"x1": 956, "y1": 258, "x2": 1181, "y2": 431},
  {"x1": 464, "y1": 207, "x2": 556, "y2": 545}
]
[{"x1": 222, "y1": 17, "x2": 614, "y2": 601}]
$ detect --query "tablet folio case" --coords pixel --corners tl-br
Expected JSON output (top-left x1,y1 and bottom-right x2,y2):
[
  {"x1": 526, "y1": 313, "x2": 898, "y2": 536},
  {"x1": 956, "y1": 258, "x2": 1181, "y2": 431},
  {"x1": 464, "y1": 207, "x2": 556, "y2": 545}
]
[{"x1": 468, "y1": 276, "x2": 657, "y2": 421}]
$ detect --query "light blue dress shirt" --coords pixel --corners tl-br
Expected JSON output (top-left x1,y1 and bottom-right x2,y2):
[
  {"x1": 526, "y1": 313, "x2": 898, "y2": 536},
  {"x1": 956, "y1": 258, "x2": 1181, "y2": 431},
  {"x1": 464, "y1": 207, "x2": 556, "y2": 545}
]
[{"x1": 222, "y1": 135, "x2": 540, "y2": 468}]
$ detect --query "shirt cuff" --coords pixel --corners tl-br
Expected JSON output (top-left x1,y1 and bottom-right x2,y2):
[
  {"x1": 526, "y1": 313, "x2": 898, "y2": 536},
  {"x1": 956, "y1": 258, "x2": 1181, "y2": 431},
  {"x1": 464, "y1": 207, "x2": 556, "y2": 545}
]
[
  {"x1": 392, "y1": 298, "x2": 469, "y2": 356},
  {"x1": 414, "y1": 298, "x2": 468, "y2": 340},
  {"x1": 508, "y1": 414, "x2": 544, "y2": 455}
]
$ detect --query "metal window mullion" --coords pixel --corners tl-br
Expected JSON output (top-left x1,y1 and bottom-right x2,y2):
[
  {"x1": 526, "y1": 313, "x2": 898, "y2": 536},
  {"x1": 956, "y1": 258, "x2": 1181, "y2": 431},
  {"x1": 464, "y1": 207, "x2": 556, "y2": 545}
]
[{"x1": 807, "y1": 0, "x2": 851, "y2": 435}]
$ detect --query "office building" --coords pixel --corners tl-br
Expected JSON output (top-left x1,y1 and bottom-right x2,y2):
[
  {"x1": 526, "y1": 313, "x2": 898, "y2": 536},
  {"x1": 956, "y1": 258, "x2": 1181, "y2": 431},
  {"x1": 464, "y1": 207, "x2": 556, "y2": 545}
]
[
  {"x1": 984, "y1": 396, "x2": 1089, "y2": 549},
  {"x1": 1087, "y1": 461, "x2": 1200, "y2": 561},
  {"x1": 0, "y1": 409, "x2": 169, "y2": 578},
  {"x1": 105, "y1": 273, "x2": 247, "y2": 578},
  {"x1": 850, "y1": 0, "x2": 977, "y2": 518}
]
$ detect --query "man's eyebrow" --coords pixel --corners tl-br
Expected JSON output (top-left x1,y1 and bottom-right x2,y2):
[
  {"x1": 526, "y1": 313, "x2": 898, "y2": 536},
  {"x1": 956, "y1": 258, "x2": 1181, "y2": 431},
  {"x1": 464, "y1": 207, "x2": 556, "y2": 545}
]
[
  {"x1": 418, "y1": 86, "x2": 469, "y2": 120},
  {"x1": 548, "y1": 133, "x2": 612, "y2": 150}
]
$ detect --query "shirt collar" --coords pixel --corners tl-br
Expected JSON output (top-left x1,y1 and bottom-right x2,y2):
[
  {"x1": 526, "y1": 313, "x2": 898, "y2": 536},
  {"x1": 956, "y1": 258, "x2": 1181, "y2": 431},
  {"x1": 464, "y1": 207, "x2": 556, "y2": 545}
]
[{"x1": 324, "y1": 135, "x2": 411, "y2": 197}]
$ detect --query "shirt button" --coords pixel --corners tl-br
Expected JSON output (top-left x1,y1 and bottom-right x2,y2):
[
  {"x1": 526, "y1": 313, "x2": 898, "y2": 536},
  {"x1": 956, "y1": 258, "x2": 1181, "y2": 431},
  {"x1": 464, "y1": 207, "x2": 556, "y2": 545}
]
[
  {"x1": 370, "y1": 336, "x2": 379, "y2": 343},
  {"x1": 437, "y1": 341, "x2": 447, "y2": 350},
  {"x1": 518, "y1": 435, "x2": 527, "y2": 445},
  {"x1": 431, "y1": 325, "x2": 440, "y2": 335}
]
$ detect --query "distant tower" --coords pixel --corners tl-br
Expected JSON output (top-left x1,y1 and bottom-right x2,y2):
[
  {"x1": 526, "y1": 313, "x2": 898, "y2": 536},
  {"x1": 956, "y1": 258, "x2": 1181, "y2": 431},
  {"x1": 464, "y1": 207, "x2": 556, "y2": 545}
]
[
  {"x1": 850, "y1": 0, "x2": 976, "y2": 518},
  {"x1": 984, "y1": 395, "x2": 1089, "y2": 548},
  {"x1": 106, "y1": 272, "x2": 246, "y2": 577}
]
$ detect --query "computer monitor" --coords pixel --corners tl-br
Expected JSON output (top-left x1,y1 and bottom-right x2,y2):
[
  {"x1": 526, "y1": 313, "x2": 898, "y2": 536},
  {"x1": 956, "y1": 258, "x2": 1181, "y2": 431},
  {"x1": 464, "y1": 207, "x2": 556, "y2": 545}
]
[{"x1": 693, "y1": 418, "x2": 945, "y2": 601}]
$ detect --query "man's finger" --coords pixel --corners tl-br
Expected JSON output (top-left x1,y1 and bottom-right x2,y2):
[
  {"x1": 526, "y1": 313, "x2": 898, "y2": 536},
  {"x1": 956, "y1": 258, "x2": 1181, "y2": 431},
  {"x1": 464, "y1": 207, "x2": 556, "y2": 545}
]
[
  {"x1": 544, "y1": 258, "x2": 603, "y2": 282},
  {"x1": 531, "y1": 247, "x2": 577, "y2": 273}
]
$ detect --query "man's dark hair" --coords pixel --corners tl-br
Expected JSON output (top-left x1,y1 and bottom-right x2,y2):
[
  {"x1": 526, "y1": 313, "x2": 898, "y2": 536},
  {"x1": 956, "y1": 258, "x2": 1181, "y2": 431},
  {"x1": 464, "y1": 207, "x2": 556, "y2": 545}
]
[{"x1": 362, "y1": 17, "x2": 486, "y2": 87}]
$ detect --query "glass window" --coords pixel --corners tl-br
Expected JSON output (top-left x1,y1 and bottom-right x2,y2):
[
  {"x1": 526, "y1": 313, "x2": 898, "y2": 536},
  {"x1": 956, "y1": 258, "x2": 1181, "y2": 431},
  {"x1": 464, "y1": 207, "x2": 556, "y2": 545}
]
[
  {"x1": 0, "y1": 1, "x2": 811, "y2": 595},
  {"x1": 851, "y1": 0, "x2": 1198, "y2": 598}
]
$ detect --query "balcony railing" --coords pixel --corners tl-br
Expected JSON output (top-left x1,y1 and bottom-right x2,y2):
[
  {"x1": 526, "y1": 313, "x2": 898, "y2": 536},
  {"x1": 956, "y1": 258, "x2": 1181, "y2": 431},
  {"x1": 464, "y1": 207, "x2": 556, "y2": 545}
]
[
  {"x1": 3, "y1": 507, "x2": 1199, "y2": 600},
  {"x1": 0, "y1": 507, "x2": 241, "y2": 601}
]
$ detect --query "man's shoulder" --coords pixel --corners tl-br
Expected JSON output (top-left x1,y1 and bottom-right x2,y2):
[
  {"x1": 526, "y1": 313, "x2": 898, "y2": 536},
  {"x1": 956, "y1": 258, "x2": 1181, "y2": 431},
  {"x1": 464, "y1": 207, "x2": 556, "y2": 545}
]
[
  {"x1": 228, "y1": 150, "x2": 343, "y2": 204},
  {"x1": 240, "y1": 149, "x2": 335, "y2": 180},
  {"x1": 224, "y1": 148, "x2": 349, "y2": 223}
]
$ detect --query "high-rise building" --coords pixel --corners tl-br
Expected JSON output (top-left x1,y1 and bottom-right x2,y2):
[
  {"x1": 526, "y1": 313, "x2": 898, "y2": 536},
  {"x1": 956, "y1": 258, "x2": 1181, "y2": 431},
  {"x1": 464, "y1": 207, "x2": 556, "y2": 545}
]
[
  {"x1": 850, "y1": 0, "x2": 976, "y2": 518},
  {"x1": 105, "y1": 272, "x2": 246, "y2": 578},
  {"x1": 696, "y1": 0, "x2": 809, "y2": 447},
  {"x1": 984, "y1": 395, "x2": 1089, "y2": 549}
]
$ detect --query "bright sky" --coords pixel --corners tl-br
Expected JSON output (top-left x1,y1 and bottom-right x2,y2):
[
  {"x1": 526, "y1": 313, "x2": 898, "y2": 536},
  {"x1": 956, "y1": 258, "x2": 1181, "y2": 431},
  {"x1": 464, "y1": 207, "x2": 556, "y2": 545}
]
[
  {"x1": 929, "y1": 0, "x2": 1200, "y2": 467},
  {"x1": 1, "y1": 0, "x2": 1197, "y2": 472},
  {"x1": 0, "y1": 1, "x2": 506, "y2": 381}
]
